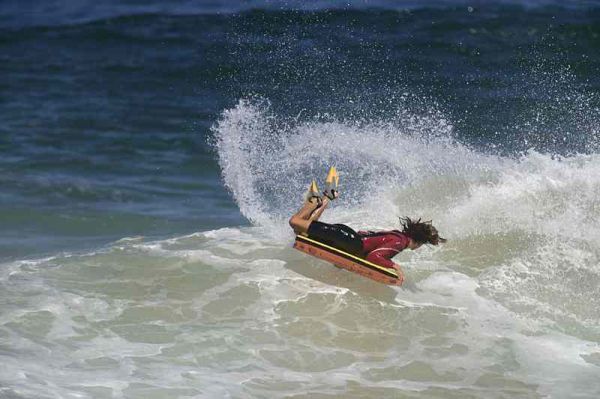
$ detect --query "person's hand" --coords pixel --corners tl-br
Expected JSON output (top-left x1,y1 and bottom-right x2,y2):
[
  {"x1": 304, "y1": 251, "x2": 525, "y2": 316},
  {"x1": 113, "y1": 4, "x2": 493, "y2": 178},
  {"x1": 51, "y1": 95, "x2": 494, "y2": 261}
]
[{"x1": 392, "y1": 263, "x2": 405, "y2": 286}]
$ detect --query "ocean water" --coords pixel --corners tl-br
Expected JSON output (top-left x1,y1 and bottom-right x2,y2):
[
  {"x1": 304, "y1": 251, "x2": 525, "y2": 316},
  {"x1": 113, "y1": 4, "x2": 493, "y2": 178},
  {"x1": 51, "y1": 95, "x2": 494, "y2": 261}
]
[{"x1": 1, "y1": 1, "x2": 600, "y2": 398}]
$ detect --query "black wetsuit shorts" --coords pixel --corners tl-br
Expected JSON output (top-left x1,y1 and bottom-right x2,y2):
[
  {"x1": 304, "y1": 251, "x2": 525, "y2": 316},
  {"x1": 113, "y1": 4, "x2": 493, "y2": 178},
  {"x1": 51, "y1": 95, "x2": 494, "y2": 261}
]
[{"x1": 307, "y1": 221, "x2": 364, "y2": 256}]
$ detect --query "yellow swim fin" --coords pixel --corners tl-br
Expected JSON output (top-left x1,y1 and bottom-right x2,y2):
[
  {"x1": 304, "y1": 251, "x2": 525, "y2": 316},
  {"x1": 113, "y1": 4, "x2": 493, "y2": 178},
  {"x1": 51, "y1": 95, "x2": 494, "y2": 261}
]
[
  {"x1": 325, "y1": 166, "x2": 339, "y2": 188},
  {"x1": 305, "y1": 179, "x2": 321, "y2": 203}
]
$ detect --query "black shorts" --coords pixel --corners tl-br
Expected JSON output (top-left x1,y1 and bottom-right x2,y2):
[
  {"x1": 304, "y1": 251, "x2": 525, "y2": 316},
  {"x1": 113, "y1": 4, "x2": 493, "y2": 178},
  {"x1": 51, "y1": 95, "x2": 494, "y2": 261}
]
[{"x1": 307, "y1": 221, "x2": 364, "y2": 256}]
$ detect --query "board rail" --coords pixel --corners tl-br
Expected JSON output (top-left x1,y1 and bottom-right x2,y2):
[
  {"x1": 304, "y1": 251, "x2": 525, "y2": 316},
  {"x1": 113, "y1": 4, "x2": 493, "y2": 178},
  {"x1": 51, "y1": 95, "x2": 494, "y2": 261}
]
[{"x1": 293, "y1": 235, "x2": 402, "y2": 285}]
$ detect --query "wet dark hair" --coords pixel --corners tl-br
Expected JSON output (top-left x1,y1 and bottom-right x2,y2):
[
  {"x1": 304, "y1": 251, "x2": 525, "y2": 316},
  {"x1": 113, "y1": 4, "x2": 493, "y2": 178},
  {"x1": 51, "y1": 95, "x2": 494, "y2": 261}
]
[{"x1": 400, "y1": 217, "x2": 446, "y2": 245}]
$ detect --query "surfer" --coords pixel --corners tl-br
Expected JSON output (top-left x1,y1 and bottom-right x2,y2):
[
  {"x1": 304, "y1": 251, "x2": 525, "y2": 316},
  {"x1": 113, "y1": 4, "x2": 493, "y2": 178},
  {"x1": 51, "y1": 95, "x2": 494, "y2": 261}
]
[{"x1": 289, "y1": 185, "x2": 445, "y2": 284}]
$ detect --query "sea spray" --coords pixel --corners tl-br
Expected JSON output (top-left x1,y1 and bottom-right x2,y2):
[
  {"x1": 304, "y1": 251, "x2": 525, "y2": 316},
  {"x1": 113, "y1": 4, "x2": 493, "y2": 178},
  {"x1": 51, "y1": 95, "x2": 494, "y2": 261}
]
[
  {"x1": 212, "y1": 98, "x2": 499, "y2": 231},
  {"x1": 213, "y1": 96, "x2": 600, "y2": 368}
]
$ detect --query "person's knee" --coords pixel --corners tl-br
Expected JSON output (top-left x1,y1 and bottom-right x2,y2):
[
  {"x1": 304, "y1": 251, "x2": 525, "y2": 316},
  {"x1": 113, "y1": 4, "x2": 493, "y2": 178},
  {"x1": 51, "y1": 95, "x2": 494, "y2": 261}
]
[{"x1": 289, "y1": 216, "x2": 310, "y2": 235}]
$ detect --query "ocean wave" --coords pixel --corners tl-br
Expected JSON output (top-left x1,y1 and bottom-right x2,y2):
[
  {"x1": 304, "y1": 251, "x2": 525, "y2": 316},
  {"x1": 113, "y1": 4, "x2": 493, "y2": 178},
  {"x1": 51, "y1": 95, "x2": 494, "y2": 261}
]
[{"x1": 213, "y1": 97, "x2": 600, "y2": 342}]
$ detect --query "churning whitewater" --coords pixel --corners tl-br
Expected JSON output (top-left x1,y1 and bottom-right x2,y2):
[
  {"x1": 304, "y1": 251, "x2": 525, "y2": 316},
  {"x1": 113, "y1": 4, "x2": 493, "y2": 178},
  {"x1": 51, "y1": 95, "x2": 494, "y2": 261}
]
[
  {"x1": 1, "y1": 98, "x2": 599, "y2": 398},
  {"x1": 215, "y1": 99, "x2": 600, "y2": 395}
]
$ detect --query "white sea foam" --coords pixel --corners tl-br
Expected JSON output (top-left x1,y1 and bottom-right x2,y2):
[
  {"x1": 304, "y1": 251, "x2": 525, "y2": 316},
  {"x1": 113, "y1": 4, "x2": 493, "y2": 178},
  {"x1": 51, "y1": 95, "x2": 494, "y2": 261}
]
[
  {"x1": 210, "y1": 98, "x2": 600, "y2": 395},
  {"x1": 2, "y1": 99, "x2": 600, "y2": 398}
]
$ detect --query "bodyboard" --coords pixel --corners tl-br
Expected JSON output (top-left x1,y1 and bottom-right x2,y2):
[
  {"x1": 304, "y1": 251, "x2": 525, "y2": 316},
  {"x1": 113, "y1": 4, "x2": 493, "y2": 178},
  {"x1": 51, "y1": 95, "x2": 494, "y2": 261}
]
[{"x1": 293, "y1": 235, "x2": 402, "y2": 285}]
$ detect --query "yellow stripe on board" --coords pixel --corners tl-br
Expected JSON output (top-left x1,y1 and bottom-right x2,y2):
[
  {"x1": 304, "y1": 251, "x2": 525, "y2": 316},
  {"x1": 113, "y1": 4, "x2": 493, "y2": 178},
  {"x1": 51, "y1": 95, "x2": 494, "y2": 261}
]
[{"x1": 296, "y1": 235, "x2": 399, "y2": 278}]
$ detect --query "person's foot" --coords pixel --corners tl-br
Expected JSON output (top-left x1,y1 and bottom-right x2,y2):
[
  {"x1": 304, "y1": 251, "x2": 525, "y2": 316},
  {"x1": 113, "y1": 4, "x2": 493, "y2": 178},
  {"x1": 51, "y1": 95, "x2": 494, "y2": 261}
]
[
  {"x1": 306, "y1": 196, "x2": 322, "y2": 209},
  {"x1": 322, "y1": 188, "x2": 339, "y2": 200},
  {"x1": 305, "y1": 180, "x2": 323, "y2": 205}
]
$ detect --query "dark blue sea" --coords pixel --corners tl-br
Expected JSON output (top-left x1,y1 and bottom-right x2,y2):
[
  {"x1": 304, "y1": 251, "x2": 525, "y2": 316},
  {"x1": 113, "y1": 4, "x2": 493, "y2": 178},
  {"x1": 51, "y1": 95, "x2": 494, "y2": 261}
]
[{"x1": 1, "y1": 1, "x2": 600, "y2": 398}]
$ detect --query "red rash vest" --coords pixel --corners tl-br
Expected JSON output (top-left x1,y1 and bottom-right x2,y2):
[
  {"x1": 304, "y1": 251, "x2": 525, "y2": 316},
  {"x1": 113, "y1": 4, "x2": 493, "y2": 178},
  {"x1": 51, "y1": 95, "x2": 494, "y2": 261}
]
[{"x1": 358, "y1": 230, "x2": 411, "y2": 269}]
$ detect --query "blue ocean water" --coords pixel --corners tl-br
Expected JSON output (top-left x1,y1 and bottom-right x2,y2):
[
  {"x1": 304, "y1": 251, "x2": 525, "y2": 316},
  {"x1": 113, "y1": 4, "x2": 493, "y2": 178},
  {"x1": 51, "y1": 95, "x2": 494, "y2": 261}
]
[{"x1": 1, "y1": 0, "x2": 598, "y2": 260}]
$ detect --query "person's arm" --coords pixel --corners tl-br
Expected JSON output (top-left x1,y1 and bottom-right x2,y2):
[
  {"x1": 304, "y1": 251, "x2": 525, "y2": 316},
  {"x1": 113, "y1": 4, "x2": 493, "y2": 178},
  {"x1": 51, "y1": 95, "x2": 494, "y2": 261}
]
[
  {"x1": 391, "y1": 263, "x2": 405, "y2": 286},
  {"x1": 365, "y1": 249, "x2": 404, "y2": 284},
  {"x1": 364, "y1": 247, "x2": 399, "y2": 269}
]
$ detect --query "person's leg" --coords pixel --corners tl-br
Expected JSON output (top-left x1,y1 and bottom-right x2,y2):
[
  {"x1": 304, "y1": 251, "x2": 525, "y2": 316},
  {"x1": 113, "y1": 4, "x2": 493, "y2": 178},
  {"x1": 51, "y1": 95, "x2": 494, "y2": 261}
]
[
  {"x1": 289, "y1": 199, "x2": 322, "y2": 235},
  {"x1": 307, "y1": 196, "x2": 331, "y2": 222},
  {"x1": 295, "y1": 199, "x2": 321, "y2": 220},
  {"x1": 308, "y1": 188, "x2": 339, "y2": 222},
  {"x1": 289, "y1": 188, "x2": 339, "y2": 235}
]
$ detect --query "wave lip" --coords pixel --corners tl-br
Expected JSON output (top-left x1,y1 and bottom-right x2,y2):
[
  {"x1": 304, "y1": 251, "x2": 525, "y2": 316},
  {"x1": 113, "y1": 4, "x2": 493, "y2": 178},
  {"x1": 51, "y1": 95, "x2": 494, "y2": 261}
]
[{"x1": 212, "y1": 97, "x2": 495, "y2": 230}]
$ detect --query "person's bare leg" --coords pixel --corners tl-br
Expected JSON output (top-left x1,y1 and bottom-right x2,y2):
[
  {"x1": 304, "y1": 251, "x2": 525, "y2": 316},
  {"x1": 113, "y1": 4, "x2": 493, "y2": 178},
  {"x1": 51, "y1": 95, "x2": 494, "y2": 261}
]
[
  {"x1": 289, "y1": 199, "x2": 321, "y2": 235},
  {"x1": 309, "y1": 189, "x2": 338, "y2": 222},
  {"x1": 289, "y1": 190, "x2": 340, "y2": 235},
  {"x1": 307, "y1": 197, "x2": 331, "y2": 222},
  {"x1": 295, "y1": 199, "x2": 321, "y2": 220}
]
